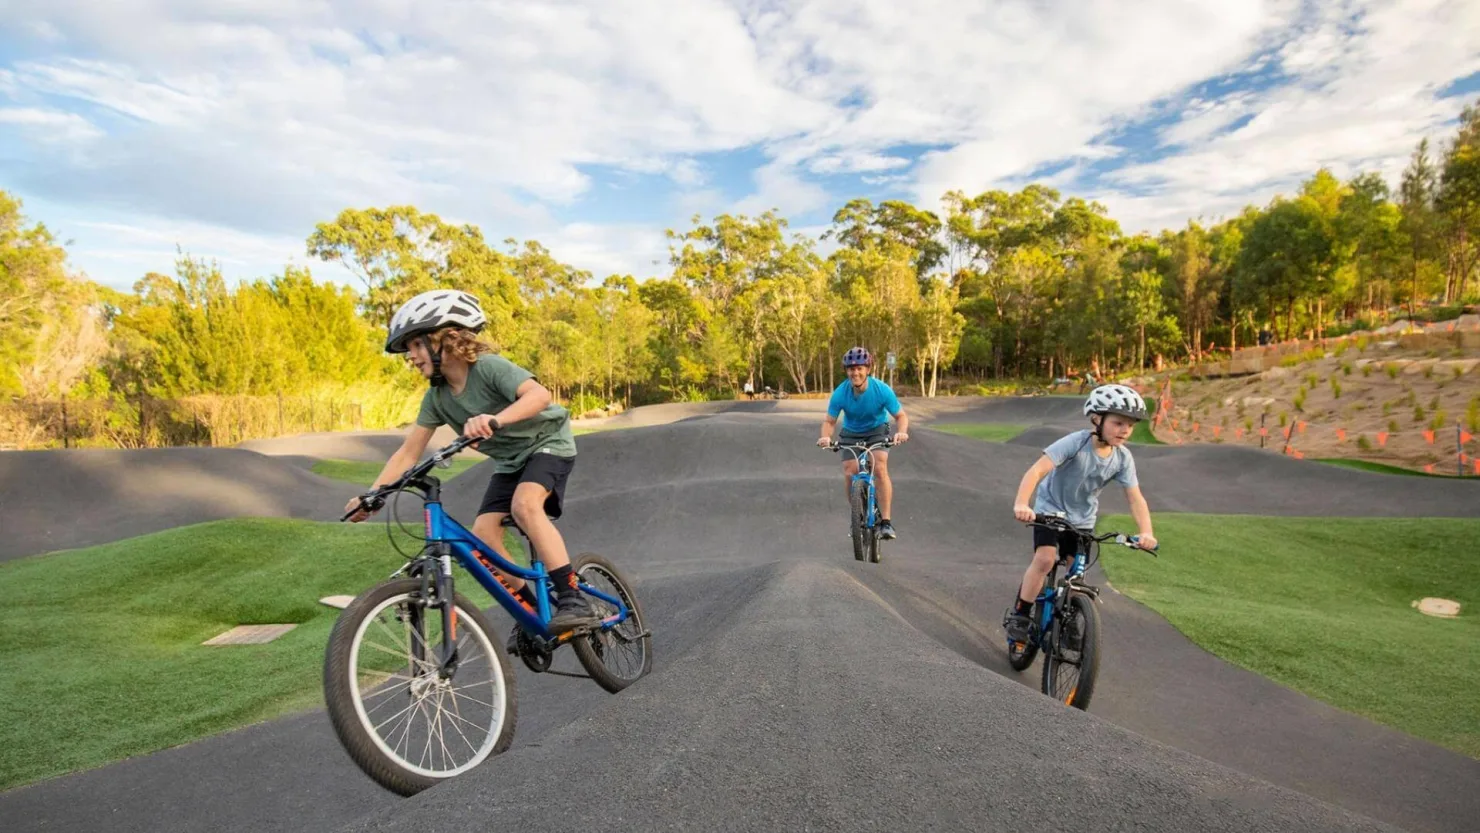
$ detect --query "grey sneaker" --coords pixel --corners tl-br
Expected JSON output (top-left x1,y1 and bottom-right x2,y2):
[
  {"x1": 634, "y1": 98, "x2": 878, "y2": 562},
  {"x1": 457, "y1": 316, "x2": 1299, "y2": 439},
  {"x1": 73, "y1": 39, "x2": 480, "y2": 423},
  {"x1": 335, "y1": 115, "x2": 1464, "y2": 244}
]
[
  {"x1": 878, "y1": 520, "x2": 897, "y2": 540},
  {"x1": 547, "y1": 592, "x2": 599, "y2": 634},
  {"x1": 1003, "y1": 609, "x2": 1032, "y2": 644}
]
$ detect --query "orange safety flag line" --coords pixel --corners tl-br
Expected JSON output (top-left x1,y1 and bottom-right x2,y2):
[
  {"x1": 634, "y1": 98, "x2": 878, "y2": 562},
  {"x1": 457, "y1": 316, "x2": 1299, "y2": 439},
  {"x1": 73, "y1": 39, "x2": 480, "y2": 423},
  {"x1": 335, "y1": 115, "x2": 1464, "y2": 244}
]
[
  {"x1": 1424, "y1": 464, "x2": 1436, "y2": 473},
  {"x1": 1336, "y1": 428, "x2": 1347, "y2": 442},
  {"x1": 1474, "y1": 459, "x2": 1480, "y2": 475},
  {"x1": 1377, "y1": 431, "x2": 1389, "y2": 447},
  {"x1": 1423, "y1": 429, "x2": 1435, "y2": 445},
  {"x1": 1463, "y1": 431, "x2": 1474, "y2": 444},
  {"x1": 1292, "y1": 449, "x2": 1305, "y2": 459},
  {"x1": 1297, "y1": 421, "x2": 1308, "y2": 434},
  {"x1": 1259, "y1": 426, "x2": 1268, "y2": 437},
  {"x1": 1235, "y1": 427, "x2": 1245, "y2": 439},
  {"x1": 1212, "y1": 425, "x2": 1222, "y2": 438},
  {"x1": 1192, "y1": 422, "x2": 1200, "y2": 433}
]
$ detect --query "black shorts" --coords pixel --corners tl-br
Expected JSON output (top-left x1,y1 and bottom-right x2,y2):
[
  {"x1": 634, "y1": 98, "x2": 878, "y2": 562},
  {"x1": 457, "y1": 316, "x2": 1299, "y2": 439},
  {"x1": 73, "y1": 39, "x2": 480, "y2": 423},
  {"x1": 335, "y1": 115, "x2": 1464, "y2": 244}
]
[
  {"x1": 478, "y1": 454, "x2": 576, "y2": 519},
  {"x1": 837, "y1": 426, "x2": 891, "y2": 447},
  {"x1": 1033, "y1": 524, "x2": 1089, "y2": 562}
]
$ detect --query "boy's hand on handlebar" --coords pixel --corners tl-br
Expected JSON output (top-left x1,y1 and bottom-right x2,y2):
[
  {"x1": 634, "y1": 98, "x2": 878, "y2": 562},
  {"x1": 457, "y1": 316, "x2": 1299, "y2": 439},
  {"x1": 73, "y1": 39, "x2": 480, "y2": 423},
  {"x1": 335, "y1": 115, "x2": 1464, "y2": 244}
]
[
  {"x1": 1013, "y1": 503, "x2": 1035, "y2": 523},
  {"x1": 1135, "y1": 532, "x2": 1158, "y2": 551},
  {"x1": 343, "y1": 494, "x2": 376, "y2": 523},
  {"x1": 817, "y1": 436, "x2": 833, "y2": 448},
  {"x1": 464, "y1": 413, "x2": 499, "y2": 440},
  {"x1": 892, "y1": 431, "x2": 909, "y2": 444}
]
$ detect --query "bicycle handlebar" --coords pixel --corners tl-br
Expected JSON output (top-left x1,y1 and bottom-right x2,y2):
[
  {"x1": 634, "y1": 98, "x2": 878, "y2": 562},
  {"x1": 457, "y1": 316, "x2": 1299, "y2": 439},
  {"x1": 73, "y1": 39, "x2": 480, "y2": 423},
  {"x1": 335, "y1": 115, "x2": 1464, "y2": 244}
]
[
  {"x1": 822, "y1": 439, "x2": 897, "y2": 451},
  {"x1": 1028, "y1": 512, "x2": 1158, "y2": 554},
  {"x1": 340, "y1": 435, "x2": 483, "y2": 521}
]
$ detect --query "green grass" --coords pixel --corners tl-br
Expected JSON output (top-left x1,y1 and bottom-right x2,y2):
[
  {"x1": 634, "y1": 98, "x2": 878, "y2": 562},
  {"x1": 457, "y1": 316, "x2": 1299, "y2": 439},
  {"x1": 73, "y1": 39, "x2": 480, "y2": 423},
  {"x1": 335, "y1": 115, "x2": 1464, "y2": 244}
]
[
  {"x1": 929, "y1": 423, "x2": 1028, "y2": 442},
  {"x1": 311, "y1": 456, "x2": 483, "y2": 484},
  {"x1": 0, "y1": 518, "x2": 524, "y2": 790},
  {"x1": 1099, "y1": 513, "x2": 1480, "y2": 758},
  {"x1": 1312, "y1": 458, "x2": 1469, "y2": 479},
  {"x1": 1132, "y1": 397, "x2": 1164, "y2": 444}
]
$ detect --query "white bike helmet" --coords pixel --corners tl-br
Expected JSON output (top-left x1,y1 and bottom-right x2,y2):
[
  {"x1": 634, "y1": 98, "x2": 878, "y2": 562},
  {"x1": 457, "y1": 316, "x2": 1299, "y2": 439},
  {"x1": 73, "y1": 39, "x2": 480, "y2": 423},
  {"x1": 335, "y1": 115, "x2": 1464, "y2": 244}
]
[
  {"x1": 1084, "y1": 384, "x2": 1148, "y2": 421},
  {"x1": 385, "y1": 290, "x2": 487, "y2": 354}
]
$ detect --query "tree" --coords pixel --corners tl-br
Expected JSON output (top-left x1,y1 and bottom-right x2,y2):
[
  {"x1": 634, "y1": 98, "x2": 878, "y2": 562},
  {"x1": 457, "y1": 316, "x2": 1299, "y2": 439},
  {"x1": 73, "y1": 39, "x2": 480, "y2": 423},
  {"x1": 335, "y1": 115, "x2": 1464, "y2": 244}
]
[
  {"x1": 1437, "y1": 100, "x2": 1480, "y2": 303},
  {"x1": 1400, "y1": 138, "x2": 1442, "y2": 316},
  {"x1": 910, "y1": 278, "x2": 965, "y2": 397},
  {"x1": 825, "y1": 198, "x2": 947, "y2": 281},
  {"x1": 0, "y1": 192, "x2": 106, "y2": 396}
]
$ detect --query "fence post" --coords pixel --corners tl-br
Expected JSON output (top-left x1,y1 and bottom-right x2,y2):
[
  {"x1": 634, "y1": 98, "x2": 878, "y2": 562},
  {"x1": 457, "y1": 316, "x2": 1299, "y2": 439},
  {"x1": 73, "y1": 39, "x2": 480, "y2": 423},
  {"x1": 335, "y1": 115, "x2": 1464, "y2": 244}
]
[
  {"x1": 1260, "y1": 412, "x2": 1267, "y2": 449},
  {"x1": 1460, "y1": 425, "x2": 1466, "y2": 478},
  {"x1": 61, "y1": 395, "x2": 70, "y2": 449},
  {"x1": 138, "y1": 395, "x2": 147, "y2": 448},
  {"x1": 194, "y1": 407, "x2": 202, "y2": 446}
]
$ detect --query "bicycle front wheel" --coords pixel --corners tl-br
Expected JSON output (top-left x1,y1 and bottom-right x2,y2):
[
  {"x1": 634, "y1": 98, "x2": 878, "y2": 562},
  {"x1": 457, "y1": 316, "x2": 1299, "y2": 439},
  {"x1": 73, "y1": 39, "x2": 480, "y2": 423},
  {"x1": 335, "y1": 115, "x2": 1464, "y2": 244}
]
[
  {"x1": 323, "y1": 578, "x2": 517, "y2": 796},
  {"x1": 1041, "y1": 592, "x2": 1100, "y2": 710},
  {"x1": 848, "y1": 479, "x2": 867, "y2": 562}
]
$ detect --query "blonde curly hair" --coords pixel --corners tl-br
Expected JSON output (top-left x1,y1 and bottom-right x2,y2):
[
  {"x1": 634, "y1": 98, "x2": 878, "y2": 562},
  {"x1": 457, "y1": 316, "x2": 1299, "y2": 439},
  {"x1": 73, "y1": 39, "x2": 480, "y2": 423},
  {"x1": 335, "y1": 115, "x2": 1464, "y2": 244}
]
[{"x1": 423, "y1": 326, "x2": 496, "y2": 363}]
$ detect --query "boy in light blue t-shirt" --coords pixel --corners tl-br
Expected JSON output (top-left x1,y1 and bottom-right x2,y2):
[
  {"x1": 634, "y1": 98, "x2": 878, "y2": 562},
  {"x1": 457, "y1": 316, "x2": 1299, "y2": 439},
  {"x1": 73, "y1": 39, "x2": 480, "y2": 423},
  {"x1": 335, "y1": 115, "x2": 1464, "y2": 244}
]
[
  {"x1": 1003, "y1": 384, "x2": 1159, "y2": 644},
  {"x1": 816, "y1": 346, "x2": 910, "y2": 540}
]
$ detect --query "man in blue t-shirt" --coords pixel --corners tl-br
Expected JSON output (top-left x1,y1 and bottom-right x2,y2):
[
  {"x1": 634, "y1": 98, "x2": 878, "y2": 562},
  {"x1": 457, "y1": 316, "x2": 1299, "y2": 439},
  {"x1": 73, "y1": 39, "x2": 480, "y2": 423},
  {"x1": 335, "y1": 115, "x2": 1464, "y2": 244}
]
[{"x1": 815, "y1": 346, "x2": 910, "y2": 539}]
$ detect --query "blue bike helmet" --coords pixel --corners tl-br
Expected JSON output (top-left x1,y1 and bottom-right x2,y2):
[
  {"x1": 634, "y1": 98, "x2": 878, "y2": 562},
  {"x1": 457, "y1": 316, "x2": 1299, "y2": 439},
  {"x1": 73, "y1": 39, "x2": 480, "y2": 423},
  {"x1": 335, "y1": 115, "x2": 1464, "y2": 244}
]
[{"x1": 842, "y1": 346, "x2": 872, "y2": 367}]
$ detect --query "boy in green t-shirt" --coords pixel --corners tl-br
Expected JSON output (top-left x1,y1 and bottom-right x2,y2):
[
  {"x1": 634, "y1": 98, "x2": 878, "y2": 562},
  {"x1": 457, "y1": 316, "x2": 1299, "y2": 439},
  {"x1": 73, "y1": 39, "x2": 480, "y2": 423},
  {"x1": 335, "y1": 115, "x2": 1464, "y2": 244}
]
[{"x1": 344, "y1": 289, "x2": 596, "y2": 634}]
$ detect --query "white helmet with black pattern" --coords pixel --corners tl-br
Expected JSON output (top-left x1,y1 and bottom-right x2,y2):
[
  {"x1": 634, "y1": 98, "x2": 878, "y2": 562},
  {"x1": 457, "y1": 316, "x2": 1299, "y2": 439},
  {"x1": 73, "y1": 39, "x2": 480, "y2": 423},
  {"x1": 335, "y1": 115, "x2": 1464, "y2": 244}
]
[
  {"x1": 1084, "y1": 384, "x2": 1148, "y2": 421},
  {"x1": 385, "y1": 289, "x2": 486, "y2": 354}
]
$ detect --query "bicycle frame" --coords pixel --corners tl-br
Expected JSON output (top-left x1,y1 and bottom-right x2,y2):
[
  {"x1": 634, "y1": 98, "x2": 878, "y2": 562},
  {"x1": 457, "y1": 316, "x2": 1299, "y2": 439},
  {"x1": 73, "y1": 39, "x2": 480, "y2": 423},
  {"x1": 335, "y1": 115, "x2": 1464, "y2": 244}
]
[
  {"x1": 837, "y1": 442, "x2": 889, "y2": 529},
  {"x1": 1032, "y1": 545, "x2": 1094, "y2": 641},
  {"x1": 422, "y1": 497, "x2": 630, "y2": 641}
]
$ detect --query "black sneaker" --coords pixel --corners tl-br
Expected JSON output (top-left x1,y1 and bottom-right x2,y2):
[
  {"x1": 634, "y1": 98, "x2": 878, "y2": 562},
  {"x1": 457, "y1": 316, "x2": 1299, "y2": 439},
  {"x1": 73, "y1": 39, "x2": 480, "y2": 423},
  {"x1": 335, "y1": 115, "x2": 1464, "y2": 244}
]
[
  {"x1": 547, "y1": 592, "x2": 599, "y2": 633},
  {"x1": 1003, "y1": 609, "x2": 1032, "y2": 644},
  {"x1": 879, "y1": 520, "x2": 897, "y2": 540}
]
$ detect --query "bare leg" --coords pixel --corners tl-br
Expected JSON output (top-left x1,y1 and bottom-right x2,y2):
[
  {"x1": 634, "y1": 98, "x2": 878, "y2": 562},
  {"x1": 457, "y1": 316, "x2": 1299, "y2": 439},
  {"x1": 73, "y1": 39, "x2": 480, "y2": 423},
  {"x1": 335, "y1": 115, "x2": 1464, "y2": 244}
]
[{"x1": 1018, "y1": 545, "x2": 1059, "y2": 605}]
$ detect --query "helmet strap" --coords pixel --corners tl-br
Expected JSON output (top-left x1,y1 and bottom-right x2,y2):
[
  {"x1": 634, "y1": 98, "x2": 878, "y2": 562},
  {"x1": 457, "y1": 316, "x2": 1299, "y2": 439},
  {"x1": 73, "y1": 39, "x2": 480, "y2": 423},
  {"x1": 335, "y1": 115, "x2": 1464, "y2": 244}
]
[
  {"x1": 1090, "y1": 413, "x2": 1108, "y2": 445},
  {"x1": 429, "y1": 344, "x2": 446, "y2": 387}
]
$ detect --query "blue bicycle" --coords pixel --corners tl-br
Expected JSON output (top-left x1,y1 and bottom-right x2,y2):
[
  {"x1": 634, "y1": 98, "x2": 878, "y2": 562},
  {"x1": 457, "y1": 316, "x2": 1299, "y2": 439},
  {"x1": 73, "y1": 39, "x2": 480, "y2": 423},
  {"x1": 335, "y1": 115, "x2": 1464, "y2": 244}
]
[
  {"x1": 825, "y1": 438, "x2": 896, "y2": 563},
  {"x1": 323, "y1": 435, "x2": 651, "y2": 796},
  {"x1": 1006, "y1": 513, "x2": 1155, "y2": 710}
]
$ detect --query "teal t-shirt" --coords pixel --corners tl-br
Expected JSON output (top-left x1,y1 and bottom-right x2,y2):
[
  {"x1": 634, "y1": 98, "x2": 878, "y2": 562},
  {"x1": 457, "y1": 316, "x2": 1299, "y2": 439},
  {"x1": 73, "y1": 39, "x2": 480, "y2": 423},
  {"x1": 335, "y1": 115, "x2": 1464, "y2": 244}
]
[
  {"x1": 827, "y1": 376, "x2": 902, "y2": 434},
  {"x1": 416, "y1": 354, "x2": 577, "y2": 473}
]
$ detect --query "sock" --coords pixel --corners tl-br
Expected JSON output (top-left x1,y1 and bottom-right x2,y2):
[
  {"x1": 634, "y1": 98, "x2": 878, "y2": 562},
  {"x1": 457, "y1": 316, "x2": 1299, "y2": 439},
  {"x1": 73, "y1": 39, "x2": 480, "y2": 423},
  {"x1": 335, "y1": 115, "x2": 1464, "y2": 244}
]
[
  {"x1": 550, "y1": 564, "x2": 578, "y2": 597},
  {"x1": 1014, "y1": 597, "x2": 1033, "y2": 616},
  {"x1": 514, "y1": 583, "x2": 538, "y2": 608}
]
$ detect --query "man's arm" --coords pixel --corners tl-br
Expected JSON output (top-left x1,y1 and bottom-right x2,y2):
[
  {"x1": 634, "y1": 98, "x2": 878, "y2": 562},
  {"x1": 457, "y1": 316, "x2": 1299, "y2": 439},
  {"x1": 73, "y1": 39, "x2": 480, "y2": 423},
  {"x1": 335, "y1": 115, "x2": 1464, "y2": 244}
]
[{"x1": 817, "y1": 414, "x2": 838, "y2": 446}]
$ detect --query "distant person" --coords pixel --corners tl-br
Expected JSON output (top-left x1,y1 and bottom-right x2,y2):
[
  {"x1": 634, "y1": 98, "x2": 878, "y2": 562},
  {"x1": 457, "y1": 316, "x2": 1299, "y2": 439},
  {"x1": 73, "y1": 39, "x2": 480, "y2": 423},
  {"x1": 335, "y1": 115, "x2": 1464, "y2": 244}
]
[
  {"x1": 1002, "y1": 385, "x2": 1159, "y2": 644},
  {"x1": 1258, "y1": 329, "x2": 1272, "y2": 347},
  {"x1": 815, "y1": 347, "x2": 909, "y2": 540},
  {"x1": 342, "y1": 289, "x2": 598, "y2": 640},
  {"x1": 743, "y1": 379, "x2": 754, "y2": 400}
]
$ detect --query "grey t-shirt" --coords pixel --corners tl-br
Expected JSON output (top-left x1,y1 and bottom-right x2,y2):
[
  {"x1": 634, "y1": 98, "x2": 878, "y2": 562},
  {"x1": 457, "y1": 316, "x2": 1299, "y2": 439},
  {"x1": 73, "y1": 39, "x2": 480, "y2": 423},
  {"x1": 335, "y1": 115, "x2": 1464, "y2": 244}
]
[
  {"x1": 1033, "y1": 429, "x2": 1138, "y2": 529},
  {"x1": 416, "y1": 353, "x2": 577, "y2": 474}
]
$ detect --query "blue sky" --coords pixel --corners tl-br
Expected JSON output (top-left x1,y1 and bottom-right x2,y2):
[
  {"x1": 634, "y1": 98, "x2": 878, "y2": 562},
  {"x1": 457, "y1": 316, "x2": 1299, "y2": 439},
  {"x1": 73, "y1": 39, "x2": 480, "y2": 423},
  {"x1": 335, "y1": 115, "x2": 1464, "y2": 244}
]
[{"x1": 2, "y1": 0, "x2": 1477, "y2": 292}]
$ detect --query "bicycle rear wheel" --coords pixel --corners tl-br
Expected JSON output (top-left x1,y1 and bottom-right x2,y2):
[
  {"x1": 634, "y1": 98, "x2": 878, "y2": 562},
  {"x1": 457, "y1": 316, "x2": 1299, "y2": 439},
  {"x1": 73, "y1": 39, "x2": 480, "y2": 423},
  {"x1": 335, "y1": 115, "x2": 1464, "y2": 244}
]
[
  {"x1": 323, "y1": 578, "x2": 517, "y2": 795},
  {"x1": 1040, "y1": 592, "x2": 1100, "y2": 710},
  {"x1": 571, "y1": 553, "x2": 653, "y2": 693}
]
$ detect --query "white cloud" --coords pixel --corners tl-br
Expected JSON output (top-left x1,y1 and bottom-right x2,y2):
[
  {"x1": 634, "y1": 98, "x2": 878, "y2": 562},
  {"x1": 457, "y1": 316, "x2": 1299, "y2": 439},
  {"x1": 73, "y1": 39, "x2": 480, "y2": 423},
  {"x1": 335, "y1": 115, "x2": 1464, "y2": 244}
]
[
  {"x1": 0, "y1": 106, "x2": 102, "y2": 141},
  {"x1": 0, "y1": 0, "x2": 1476, "y2": 286}
]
